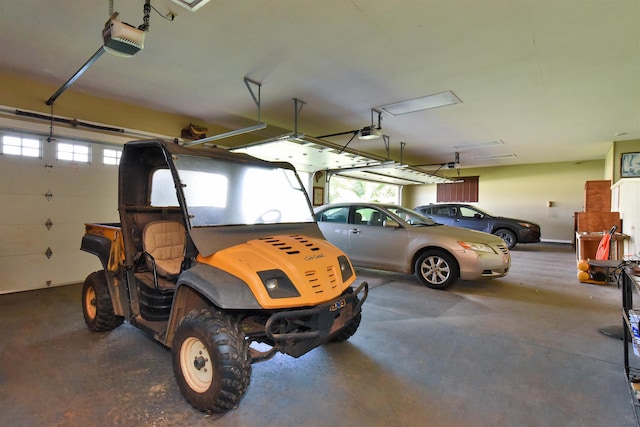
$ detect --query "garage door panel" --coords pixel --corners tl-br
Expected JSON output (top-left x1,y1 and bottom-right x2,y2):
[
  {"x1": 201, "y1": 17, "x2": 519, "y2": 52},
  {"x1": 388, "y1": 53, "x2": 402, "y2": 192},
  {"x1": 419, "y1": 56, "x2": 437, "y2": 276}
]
[
  {"x1": 0, "y1": 157, "x2": 49, "y2": 194},
  {"x1": 48, "y1": 195, "x2": 118, "y2": 224},
  {"x1": 0, "y1": 224, "x2": 49, "y2": 256},
  {"x1": 0, "y1": 251, "x2": 102, "y2": 294},
  {"x1": 0, "y1": 194, "x2": 50, "y2": 224},
  {"x1": 0, "y1": 139, "x2": 119, "y2": 292},
  {"x1": 48, "y1": 162, "x2": 117, "y2": 196}
]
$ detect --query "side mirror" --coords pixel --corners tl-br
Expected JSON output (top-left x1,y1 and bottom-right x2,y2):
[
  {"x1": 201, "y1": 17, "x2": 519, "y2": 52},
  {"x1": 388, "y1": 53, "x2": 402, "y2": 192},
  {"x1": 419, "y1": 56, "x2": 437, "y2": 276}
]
[
  {"x1": 383, "y1": 219, "x2": 400, "y2": 228},
  {"x1": 474, "y1": 214, "x2": 482, "y2": 219}
]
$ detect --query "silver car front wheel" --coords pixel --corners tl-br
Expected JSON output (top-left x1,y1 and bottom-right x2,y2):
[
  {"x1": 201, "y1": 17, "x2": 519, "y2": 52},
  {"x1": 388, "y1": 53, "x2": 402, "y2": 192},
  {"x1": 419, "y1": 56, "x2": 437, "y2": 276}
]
[{"x1": 415, "y1": 251, "x2": 459, "y2": 290}]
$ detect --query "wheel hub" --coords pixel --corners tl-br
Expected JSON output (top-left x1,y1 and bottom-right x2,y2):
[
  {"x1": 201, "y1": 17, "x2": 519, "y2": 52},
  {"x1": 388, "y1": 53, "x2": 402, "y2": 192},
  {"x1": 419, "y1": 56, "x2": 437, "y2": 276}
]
[
  {"x1": 180, "y1": 337, "x2": 213, "y2": 393},
  {"x1": 193, "y1": 354, "x2": 208, "y2": 370}
]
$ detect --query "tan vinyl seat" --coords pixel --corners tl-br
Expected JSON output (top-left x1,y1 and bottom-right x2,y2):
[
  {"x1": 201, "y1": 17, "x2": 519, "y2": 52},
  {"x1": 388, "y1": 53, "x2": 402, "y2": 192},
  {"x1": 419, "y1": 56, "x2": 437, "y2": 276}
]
[{"x1": 142, "y1": 220, "x2": 186, "y2": 279}]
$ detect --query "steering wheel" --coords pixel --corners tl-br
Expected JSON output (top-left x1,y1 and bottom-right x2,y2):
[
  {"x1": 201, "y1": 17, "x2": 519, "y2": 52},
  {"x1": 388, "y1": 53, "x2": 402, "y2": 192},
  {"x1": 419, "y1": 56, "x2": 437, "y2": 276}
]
[{"x1": 256, "y1": 209, "x2": 282, "y2": 223}]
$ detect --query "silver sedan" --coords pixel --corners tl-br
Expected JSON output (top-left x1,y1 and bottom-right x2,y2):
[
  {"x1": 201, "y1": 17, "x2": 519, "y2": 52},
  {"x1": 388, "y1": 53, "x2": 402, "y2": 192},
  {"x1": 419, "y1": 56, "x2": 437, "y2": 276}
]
[{"x1": 314, "y1": 202, "x2": 511, "y2": 290}]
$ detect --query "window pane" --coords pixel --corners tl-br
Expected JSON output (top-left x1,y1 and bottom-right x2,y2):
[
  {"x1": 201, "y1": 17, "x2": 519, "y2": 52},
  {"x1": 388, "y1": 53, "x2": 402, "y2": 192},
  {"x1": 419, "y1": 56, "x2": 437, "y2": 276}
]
[
  {"x1": 103, "y1": 148, "x2": 121, "y2": 165},
  {"x1": 57, "y1": 142, "x2": 89, "y2": 162},
  {"x1": 2, "y1": 135, "x2": 41, "y2": 157}
]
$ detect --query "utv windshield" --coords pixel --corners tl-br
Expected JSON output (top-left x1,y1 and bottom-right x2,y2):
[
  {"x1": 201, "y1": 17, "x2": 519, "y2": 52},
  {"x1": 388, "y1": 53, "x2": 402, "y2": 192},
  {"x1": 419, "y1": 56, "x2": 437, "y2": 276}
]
[{"x1": 151, "y1": 154, "x2": 314, "y2": 227}]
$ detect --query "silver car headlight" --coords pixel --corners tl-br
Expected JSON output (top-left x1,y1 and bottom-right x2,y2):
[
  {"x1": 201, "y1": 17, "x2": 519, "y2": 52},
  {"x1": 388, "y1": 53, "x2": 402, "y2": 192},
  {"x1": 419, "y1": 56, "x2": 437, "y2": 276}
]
[{"x1": 457, "y1": 241, "x2": 496, "y2": 254}]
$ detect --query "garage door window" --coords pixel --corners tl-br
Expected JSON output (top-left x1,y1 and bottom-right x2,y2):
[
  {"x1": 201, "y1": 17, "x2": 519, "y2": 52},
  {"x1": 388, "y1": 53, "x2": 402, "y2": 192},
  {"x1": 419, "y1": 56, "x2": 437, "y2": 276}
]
[
  {"x1": 57, "y1": 142, "x2": 90, "y2": 163},
  {"x1": 1, "y1": 135, "x2": 41, "y2": 158},
  {"x1": 103, "y1": 148, "x2": 121, "y2": 165}
]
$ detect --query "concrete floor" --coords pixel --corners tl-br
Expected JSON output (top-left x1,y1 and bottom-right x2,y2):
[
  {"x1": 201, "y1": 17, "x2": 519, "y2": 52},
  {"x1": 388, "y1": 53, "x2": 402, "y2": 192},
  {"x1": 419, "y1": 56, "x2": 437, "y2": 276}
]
[{"x1": 0, "y1": 243, "x2": 637, "y2": 426}]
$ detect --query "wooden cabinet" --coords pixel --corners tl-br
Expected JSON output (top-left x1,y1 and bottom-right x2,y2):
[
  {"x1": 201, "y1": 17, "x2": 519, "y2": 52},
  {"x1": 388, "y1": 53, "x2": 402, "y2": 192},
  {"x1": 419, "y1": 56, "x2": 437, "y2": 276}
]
[{"x1": 584, "y1": 180, "x2": 611, "y2": 212}]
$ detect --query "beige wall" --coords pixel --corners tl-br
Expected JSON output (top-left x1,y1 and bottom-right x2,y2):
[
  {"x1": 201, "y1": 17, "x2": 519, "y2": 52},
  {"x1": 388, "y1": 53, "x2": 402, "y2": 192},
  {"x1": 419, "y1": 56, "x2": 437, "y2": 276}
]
[{"x1": 403, "y1": 160, "x2": 605, "y2": 243}]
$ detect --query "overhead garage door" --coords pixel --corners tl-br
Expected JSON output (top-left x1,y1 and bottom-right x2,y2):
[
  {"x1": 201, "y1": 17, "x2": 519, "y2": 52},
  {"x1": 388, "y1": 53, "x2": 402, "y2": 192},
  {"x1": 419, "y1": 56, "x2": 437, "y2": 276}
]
[{"x1": 0, "y1": 132, "x2": 120, "y2": 294}]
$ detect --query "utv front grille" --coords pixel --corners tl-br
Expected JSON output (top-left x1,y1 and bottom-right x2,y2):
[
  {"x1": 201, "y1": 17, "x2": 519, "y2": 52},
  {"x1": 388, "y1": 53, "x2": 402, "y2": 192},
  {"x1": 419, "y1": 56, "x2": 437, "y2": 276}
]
[{"x1": 303, "y1": 266, "x2": 338, "y2": 294}]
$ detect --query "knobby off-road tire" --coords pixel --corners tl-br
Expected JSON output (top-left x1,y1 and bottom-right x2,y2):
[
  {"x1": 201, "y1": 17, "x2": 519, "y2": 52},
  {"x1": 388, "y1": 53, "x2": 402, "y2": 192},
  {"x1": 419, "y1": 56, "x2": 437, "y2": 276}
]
[
  {"x1": 415, "y1": 250, "x2": 459, "y2": 290},
  {"x1": 330, "y1": 310, "x2": 362, "y2": 343},
  {"x1": 82, "y1": 271, "x2": 124, "y2": 332},
  {"x1": 330, "y1": 287, "x2": 362, "y2": 342},
  {"x1": 171, "y1": 308, "x2": 251, "y2": 414}
]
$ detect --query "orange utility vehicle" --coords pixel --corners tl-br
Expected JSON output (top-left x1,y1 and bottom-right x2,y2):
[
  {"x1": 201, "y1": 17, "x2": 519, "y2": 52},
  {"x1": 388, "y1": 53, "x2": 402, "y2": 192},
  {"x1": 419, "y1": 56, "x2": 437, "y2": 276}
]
[{"x1": 81, "y1": 139, "x2": 367, "y2": 414}]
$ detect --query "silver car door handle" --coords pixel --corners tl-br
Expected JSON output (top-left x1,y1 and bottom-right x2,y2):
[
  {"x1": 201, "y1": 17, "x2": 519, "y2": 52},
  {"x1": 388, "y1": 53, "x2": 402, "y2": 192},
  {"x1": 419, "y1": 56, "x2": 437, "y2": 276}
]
[{"x1": 350, "y1": 228, "x2": 361, "y2": 234}]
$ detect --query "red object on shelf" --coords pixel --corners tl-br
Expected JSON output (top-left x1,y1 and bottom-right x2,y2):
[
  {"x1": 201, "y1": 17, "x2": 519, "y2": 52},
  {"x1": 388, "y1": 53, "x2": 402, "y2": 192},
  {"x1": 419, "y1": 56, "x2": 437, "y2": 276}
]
[{"x1": 595, "y1": 226, "x2": 617, "y2": 261}]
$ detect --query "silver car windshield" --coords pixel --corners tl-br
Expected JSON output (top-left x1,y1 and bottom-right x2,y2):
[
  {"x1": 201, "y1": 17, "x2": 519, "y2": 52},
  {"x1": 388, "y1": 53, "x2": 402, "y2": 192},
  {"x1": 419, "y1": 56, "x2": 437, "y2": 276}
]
[
  {"x1": 386, "y1": 206, "x2": 439, "y2": 226},
  {"x1": 150, "y1": 154, "x2": 314, "y2": 227}
]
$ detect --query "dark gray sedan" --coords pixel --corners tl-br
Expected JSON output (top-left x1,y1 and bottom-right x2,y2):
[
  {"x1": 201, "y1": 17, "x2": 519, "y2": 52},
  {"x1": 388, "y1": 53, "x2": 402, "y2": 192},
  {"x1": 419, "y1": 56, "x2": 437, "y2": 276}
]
[
  {"x1": 414, "y1": 203, "x2": 541, "y2": 249},
  {"x1": 314, "y1": 202, "x2": 510, "y2": 290}
]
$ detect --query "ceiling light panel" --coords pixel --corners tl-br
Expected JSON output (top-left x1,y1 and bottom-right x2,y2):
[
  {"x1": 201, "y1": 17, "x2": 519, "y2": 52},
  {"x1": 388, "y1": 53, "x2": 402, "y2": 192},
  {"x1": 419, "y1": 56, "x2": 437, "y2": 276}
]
[
  {"x1": 471, "y1": 153, "x2": 517, "y2": 160},
  {"x1": 379, "y1": 91, "x2": 461, "y2": 116},
  {"x1": 452, "y1": 140, "x2": 504, "y2": 150}
]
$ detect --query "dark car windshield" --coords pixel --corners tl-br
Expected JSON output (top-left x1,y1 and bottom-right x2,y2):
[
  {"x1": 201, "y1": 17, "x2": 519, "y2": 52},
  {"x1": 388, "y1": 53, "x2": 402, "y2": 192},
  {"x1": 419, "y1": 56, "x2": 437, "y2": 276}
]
[{"x1": 386, "y1": 206, "x2": 440, "y2": 226}]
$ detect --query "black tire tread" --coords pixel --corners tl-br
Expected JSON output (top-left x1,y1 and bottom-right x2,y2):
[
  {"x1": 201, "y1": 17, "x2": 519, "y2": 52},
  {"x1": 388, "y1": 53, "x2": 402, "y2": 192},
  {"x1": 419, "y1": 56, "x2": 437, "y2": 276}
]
[
  {"x1": 82, "y1": 271, "x2": 124, "y2": 332},
  {"x1": 330, "y1": 311, "x2": 362, "y2": 342}
]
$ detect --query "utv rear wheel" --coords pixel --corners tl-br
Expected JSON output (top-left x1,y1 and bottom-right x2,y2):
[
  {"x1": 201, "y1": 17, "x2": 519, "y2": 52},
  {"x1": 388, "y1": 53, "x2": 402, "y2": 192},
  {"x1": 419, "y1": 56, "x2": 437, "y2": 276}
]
[
  {"x1": 172, "y1": 308, "x2": 251, "y2": 414},
  {"x1": 415, "y1": 250, "x2": 459, "y2": 290},
  {"x1": 82, "y1": 271, "x2": 124, "y2": 332}
]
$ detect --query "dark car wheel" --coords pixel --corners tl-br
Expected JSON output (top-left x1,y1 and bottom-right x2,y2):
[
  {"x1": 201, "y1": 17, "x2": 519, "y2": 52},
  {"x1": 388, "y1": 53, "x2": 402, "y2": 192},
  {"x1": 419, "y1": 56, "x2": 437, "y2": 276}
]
[
  {"x1": 415, "y1": 250, "x2": 459, "y2": 290},
  {"x1": 495, "y1": 228, "x2": 517, "y2": 249}
]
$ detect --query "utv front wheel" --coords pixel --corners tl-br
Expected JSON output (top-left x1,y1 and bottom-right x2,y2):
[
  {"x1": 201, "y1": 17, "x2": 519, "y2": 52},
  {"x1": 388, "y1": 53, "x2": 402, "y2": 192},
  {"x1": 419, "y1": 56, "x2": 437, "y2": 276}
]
[
  {"x1": 82, "y1": 271, "x2": 124, "y2": 332},
  {"x1": 330, "y1": 311, "x2": 361, "y2": 342},
  {"x1": 330, "y1": 287, "x2": 362, "y2": 342},
  {"x1": 172, "y1": 308, "x2": 251, "y2": 414}
]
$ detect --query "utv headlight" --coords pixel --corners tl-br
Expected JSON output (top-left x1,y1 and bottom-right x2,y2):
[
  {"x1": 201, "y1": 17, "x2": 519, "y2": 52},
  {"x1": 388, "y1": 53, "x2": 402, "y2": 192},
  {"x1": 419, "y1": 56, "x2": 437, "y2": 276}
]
[
  {"x1": 457, "y1": 241, "x2": 495, "y2": 254},
  {"x1": 338, "y1": 255, "x2": 354, "y2": 282},
  {"x1": 257, "y1": 270, "x2": 300, "y2": 298}
]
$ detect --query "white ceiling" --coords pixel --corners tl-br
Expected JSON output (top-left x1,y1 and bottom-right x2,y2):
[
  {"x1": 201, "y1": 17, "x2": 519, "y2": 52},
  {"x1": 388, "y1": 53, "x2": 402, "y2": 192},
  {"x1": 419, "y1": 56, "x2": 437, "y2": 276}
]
[{"x1": 2, "y1": 0, "x2": 640, "y2": 171}]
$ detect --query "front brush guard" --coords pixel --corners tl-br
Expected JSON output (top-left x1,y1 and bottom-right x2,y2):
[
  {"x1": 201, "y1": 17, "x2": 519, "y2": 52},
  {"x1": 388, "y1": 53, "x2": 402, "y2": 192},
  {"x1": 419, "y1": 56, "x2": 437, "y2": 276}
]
[{"x1": 263, "y1": 281, "x2": 368, "y2": 357}]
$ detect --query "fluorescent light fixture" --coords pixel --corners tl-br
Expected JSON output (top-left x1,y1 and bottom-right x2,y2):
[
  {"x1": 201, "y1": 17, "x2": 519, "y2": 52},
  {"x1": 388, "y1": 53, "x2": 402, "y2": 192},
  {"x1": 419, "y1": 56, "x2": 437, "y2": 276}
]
[
  {"x1": 452, "y1": 140, "x2": 504, "y2": 150},
  {"x1": 471, "y1": 153, "x2": 516, "y2": 160},
  {"x1": 169, "y1": 0, "x2": 211, "y2": 11},
  {"x1": 379, "y1": 91, "x2": 461, "y2": 116}
]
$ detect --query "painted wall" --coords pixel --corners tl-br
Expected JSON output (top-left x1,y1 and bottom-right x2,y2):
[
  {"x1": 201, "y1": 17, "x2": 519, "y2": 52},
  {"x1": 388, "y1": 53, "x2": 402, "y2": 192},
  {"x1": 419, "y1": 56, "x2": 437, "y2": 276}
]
[{"x1": 403, "y1": 160, "x2": 605, "y2": 243}]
